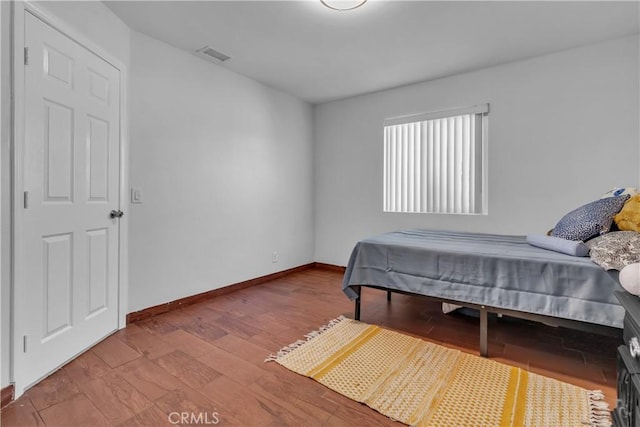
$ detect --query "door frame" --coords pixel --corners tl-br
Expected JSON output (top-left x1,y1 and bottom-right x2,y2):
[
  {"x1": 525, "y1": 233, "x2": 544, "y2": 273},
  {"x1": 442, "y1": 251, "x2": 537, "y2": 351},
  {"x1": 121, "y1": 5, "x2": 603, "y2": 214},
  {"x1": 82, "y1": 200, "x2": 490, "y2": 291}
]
[{"x1": 11, "y1": 0, "x2": 129, "y2": 397}]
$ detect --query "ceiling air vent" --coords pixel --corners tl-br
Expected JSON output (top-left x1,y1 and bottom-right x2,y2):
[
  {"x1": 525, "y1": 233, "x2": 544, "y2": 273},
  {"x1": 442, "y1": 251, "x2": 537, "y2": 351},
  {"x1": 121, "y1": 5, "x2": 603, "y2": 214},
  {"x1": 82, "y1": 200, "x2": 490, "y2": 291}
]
[{"x1": 194, "y1": 46, "x2": 231, "y2": 63}]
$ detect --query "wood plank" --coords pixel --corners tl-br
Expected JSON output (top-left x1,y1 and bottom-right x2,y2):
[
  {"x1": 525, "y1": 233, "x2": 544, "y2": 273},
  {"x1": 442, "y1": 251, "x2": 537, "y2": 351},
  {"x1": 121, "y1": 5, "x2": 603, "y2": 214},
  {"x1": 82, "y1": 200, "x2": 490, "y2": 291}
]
[
  {"x1": 211, "y1": 333, "x2": 273, "y2": 366},
  {"x1": 116, "y1": 405, "x2": 171, "y2": 427},
  {"x1": 79, "y1": 372, "x2": 154, "y2": 424},
  {"x1": 159, "y1": 329, "x2": 217, "y2": 358},
  {"x1": 153, "y1": 351, "x2": 222, "y2": 389},
  {"x1": 0, "y1": 384, "x2": 14, "y2": 409},
  {"x1": 26, "y1": 369, "x2": 81, "y2": 411},
  {"x1": 199, "y1": 376, "x2": 299, "y2": 426},
  {"x1": 92, "y1": 336, "x2": 142, "y2": 368},
  {"x1": 114, "y1": 358, "x2": 185, "y2": 402},
  {"x1": 0, "y1": 395, "x2": 45, "y2": 426},
  {"x1": 63, "y1": 350, "x2": 112, "y2": 386},
  {"x1": 181, "y1": 320, "x2": 228, "y2": 343},
  {"x1": 38, "y1": 394, "x2": 111, "y2": 427},
  {"x1": 197, "y1": 346, "x2": 269, "y2": 387},
  {"x1": 115, "y1": 329, "x2": 177, "y2": 360}
]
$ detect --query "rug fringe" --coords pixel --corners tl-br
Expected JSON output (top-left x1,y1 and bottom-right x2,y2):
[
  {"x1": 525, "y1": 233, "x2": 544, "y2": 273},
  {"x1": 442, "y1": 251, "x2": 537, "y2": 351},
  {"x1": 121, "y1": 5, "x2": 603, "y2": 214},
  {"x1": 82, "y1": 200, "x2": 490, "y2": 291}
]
[
  {"x1": 264, "y1": 315, "x2": 347, "y2": 362},
  {"x1": 587, "y1": 390, "x2": 612, "y2": 427}
]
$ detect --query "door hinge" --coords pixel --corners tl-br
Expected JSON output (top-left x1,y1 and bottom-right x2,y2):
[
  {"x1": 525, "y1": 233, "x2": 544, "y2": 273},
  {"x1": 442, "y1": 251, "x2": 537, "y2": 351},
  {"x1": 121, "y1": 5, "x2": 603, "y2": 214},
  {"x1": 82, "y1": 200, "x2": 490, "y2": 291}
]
[
  {"x1": 24, "y1": 47, "x2": 29, "y2": 66},
  {"x1": 23, "y1": 191, "x2": 29, "y2": 209},
  {"x1": 23, "y1": 335, "x2": 27, "y2": 353}
]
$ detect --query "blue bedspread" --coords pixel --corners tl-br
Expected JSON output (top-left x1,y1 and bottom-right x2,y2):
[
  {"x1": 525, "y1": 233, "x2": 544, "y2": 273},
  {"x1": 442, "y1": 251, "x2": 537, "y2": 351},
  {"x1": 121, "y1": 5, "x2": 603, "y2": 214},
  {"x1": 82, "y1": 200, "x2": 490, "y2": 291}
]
[{"x1": 343, "y1": 229, "x2": 624, "y2": 328}]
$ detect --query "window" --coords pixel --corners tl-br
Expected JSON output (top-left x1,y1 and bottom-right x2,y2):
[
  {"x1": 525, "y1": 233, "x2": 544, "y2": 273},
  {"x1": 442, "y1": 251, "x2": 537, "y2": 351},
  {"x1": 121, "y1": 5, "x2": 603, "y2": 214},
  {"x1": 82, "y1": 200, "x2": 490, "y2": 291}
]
[{"x1": 383, "y1": 104, "x2": 488, "y2": 214}]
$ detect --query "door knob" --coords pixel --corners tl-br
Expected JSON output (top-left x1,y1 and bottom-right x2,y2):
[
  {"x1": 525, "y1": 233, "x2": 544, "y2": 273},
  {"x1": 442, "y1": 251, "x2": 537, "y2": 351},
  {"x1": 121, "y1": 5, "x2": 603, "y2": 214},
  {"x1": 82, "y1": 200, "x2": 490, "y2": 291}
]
[{"x1": 109, "y1": 210, "x2": 124, "y2": 219}]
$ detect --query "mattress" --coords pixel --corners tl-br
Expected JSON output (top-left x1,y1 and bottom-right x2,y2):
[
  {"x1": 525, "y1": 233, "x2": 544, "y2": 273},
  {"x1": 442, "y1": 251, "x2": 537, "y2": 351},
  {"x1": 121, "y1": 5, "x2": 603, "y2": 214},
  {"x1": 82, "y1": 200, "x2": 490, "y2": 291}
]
[{"x1": 343, "y1": 229, "x2": 624, "y2": 328}]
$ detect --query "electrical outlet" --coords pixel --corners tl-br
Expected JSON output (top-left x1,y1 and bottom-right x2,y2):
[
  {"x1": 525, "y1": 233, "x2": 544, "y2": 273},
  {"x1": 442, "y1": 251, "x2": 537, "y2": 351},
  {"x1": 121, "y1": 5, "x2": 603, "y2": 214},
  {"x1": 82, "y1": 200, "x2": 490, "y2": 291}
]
[{"x1": 272, "y1": 251, "x2": 278, "y2": 263}]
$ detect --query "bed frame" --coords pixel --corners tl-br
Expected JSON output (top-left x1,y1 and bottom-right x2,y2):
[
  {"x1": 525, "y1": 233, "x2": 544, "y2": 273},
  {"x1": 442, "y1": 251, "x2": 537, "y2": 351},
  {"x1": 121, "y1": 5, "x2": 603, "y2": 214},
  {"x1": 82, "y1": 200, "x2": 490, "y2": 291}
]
[{"x1": 352, "y1": 285, "x2": 620, "y2": 357}]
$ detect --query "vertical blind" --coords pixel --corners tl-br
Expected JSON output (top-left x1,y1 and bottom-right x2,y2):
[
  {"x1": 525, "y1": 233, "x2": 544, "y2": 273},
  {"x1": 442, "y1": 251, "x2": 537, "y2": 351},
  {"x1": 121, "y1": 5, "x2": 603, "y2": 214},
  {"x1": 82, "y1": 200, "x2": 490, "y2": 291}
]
[{"x1": 383, "y1": 105, "x2": 488, "y2": 214}]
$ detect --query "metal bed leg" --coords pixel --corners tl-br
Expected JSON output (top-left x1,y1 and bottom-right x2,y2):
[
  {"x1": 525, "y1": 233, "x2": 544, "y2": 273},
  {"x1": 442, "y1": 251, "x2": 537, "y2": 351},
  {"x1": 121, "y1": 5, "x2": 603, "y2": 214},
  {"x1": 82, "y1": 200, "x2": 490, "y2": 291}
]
[
  {"x1": 387, "y1": 290, "x2": 392, "y2": 302},
  {"x1": 354, "y1": 286, "x2": 361, "y2": 320},
  {"x1": 480, "y1": 306, "x2": 488, "y2": 357}
]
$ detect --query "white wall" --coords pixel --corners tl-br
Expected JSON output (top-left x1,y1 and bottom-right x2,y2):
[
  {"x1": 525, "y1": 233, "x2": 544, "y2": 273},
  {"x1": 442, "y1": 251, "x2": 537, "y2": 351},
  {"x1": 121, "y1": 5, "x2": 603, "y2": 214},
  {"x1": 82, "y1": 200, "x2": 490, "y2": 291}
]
[
  {"x1": 314, "y1": 35, "x2": 640, "y2": 266},
  {"x1": 128, "y1": 32, "x2": 314, "y2": 312},
  {"x1": 1, "y1": 0, "x2": 130, "y2": 389}
]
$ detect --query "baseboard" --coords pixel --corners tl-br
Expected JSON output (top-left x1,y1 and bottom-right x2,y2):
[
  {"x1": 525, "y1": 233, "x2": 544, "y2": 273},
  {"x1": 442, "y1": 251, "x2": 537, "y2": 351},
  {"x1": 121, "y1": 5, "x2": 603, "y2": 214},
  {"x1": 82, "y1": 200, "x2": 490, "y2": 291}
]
[
  {"x1": 313, "y1": 262, "x2": 346, "y2": 273},
  {"x1": 126, "y1": 263, "x2": 317, "y2": 324},
  {"x1": 1, "y1": 384, "x2": 14, "y2": 409}
]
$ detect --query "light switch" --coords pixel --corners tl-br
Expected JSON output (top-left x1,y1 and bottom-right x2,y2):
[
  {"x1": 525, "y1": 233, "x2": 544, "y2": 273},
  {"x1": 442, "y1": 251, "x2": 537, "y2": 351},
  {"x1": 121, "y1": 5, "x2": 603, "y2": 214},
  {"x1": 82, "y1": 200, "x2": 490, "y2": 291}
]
[{"x1": 131, "y1": 187, "x2": 143, "y2": 204}]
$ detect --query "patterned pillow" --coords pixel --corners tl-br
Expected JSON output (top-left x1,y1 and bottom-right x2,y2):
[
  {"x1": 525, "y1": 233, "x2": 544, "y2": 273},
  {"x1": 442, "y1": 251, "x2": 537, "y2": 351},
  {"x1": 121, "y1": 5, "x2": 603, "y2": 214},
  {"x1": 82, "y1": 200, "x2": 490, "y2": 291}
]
[
  {"x1": 585, "y1": 231, "x2": 640, "y2": 270},
  {"x1": 551, "y1": 195, "x2": 629, "y2": 241}
]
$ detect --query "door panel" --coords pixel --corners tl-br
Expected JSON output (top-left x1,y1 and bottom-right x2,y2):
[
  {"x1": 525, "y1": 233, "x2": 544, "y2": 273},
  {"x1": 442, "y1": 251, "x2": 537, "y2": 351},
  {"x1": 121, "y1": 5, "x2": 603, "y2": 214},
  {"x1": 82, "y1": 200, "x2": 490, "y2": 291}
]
[
  {"x1": 43, "y1": 43, "x2": 74, "y2": 88},
  {"x1": 43, "y1": 100, "x2": 74, "y2": 202},
  {"x1": 42, "y1": 233, "x2": 73, "y2": 339},
  {"x1": 20, "y1": 11, "x2": 121, "y2": 389},
  {"x1": 87, "y1": 116, "x2": 109, "y2": 201},
  {"x1": 87, "y1": 228, "x2": 109, "y2": 317},
  {"x1": 88, "y1": 69, "x2": 110, "y2": 105}
]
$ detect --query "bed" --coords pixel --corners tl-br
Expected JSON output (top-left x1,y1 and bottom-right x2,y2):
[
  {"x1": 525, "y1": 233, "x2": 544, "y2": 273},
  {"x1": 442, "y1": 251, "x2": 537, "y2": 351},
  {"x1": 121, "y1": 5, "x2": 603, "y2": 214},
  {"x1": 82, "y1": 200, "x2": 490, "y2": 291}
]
[{"x1": 342, "y1": 229, "x2": 624, "y2": 356}]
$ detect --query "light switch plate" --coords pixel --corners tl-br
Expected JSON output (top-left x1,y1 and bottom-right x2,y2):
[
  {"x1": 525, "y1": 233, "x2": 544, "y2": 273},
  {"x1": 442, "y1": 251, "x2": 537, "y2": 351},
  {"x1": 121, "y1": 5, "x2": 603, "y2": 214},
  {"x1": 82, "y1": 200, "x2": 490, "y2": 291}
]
[{"x1": 131, "y1": 187, "x2": 143, "y2": 204}]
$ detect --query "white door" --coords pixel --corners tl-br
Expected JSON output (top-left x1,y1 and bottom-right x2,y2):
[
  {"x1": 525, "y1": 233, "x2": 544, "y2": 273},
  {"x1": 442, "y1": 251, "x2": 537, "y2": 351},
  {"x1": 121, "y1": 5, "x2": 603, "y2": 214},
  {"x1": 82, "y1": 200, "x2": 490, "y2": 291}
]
[{"x1": 19, "y1": 11, "x2": 121, "y2": 388}]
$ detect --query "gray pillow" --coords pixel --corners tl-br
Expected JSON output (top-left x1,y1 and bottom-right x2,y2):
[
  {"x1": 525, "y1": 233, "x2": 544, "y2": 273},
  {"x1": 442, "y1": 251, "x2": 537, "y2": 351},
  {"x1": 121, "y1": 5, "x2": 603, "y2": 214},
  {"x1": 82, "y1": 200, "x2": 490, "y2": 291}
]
[
  {"x1": 551, "y1": 195, "x2": 629, "y2": 241},
  {"x1": 526, "y1": 234, "x2": 589, "y2": 257}
]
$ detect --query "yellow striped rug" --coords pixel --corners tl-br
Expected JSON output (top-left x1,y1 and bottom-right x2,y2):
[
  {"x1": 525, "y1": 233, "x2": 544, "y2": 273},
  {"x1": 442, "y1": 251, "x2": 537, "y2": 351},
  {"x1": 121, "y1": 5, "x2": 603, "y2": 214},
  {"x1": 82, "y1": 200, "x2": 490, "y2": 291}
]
[{"x1": 266, "y1": 316, "x2": 611, "y2": 427}]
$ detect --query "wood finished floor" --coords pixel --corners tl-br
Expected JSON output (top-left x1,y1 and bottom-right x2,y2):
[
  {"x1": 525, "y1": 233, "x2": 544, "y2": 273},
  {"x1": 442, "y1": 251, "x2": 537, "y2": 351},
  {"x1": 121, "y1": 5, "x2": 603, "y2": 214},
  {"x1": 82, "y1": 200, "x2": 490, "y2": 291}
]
[{"x1": 1, "y1": 267, "x2": 622, "y2": 426}]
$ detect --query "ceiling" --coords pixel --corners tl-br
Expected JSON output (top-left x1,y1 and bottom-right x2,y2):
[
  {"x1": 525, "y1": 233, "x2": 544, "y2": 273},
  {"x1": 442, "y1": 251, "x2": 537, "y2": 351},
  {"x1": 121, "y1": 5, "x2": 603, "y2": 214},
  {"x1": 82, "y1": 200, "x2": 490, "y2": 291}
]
[{"x1": 104, "y1": 1, "x2": 640, "y2": 104}]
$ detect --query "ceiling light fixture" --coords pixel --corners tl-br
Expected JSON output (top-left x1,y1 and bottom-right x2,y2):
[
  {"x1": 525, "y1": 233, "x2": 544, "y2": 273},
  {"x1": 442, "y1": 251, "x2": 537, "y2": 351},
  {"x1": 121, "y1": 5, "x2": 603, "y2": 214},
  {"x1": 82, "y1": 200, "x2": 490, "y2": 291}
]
[{"x1": 320, "y1": 0, "x2": 367, "y2": 11}]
